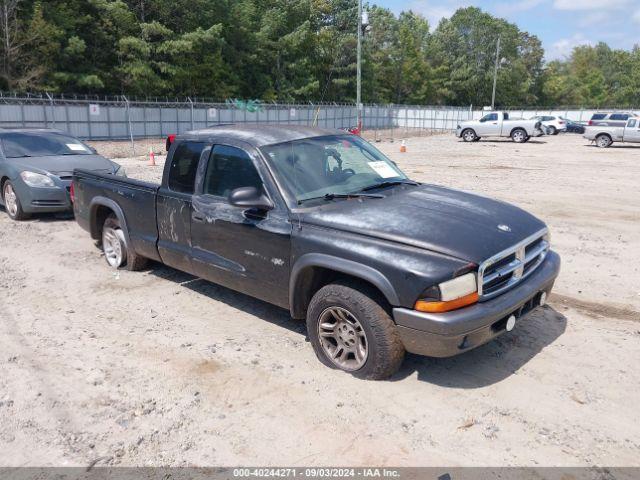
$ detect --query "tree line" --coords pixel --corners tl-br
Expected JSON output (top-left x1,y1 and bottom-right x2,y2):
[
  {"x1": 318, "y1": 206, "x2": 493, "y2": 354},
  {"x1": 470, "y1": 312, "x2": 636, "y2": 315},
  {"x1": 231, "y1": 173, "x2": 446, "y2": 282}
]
[{"x1": 1, "y1": 0, "x2": 639, "y2": 107}]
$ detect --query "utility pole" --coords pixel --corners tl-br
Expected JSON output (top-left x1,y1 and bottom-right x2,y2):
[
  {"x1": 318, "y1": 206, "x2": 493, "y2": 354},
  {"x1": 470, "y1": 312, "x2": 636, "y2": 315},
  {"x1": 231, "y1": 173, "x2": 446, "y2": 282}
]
[
  {"x1": 357, "y1": 0, "x2": 363, "y2": 130},
  {"x1": 491, "y1": 36, "x2": 501, "y2": 110}
]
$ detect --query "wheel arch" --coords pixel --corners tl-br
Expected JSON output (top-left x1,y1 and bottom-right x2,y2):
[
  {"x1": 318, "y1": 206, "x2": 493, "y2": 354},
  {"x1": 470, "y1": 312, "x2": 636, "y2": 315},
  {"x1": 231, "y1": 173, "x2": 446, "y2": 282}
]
[
  {"x1": 510, "y1": 126, "x2": 527, "y2": 137},
  {"x1": 89, "y1": 197, "x2": 132, "y2": 246},
  {"x1": 289, "y1": 253, "x2": 400, "y2": 319}
]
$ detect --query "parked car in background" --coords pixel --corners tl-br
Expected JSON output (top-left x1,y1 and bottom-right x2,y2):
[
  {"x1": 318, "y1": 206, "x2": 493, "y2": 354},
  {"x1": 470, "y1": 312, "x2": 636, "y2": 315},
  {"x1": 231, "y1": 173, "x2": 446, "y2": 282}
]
[
  {"x1": 588, "y1": 112, "x2": 636, "y2": 127},
  {"x1": 73, "y1": 124, "x2": 560, "y2": 380},
  {"x1": 0, "y1": 128, "x2": 124, "y2": 220},
  {"x1": 456, "y1": 112, "x2": 544, "y2": 143},
  {"x1": 584, "y1": 117, "x2": 640, "y2": 148},
  {"x1": 564, "y1": 119, "x2": 586, "y2": 134},
  {"x1": 529, "y1": 115, "x2": 567, "y2": 135}
]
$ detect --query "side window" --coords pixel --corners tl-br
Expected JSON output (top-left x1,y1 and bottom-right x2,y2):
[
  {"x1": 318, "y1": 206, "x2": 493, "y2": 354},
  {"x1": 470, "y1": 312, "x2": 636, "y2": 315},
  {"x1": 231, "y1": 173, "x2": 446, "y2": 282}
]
[
  {"x1": 628, "y1": 119, "x2": 637, "y2": 128},
  {"x1": 168, "y1": 142, "x2": 208, "y2": 194},
  {"x1": 591, "y1": 114, "x2": 606, "y2": 120},
  {"x1": 482, "y1": 113, "x2": 498, "y2": 122},
  {"x1": 610, "y1": 114, "x2": 629, "y2": 121},
  {"x1": 502, "y1": 112, "x2": 509, "y2": 120},
  {"x1": 203, "y1": 145, "x2": 263, "y2": 198}
]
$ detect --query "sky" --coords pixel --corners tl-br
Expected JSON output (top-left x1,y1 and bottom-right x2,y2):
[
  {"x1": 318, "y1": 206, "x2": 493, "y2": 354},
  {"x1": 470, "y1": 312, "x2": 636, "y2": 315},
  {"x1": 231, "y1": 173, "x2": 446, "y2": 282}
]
[{"x1": 376, "y1": 0, "x2": 639, "y2": 60}]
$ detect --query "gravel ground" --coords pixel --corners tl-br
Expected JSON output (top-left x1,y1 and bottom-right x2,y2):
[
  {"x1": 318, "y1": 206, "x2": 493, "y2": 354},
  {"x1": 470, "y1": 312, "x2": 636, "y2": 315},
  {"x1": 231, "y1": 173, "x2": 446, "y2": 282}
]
[{"x1": 1, "y1": 133, "x2": 639, "y2": 467}]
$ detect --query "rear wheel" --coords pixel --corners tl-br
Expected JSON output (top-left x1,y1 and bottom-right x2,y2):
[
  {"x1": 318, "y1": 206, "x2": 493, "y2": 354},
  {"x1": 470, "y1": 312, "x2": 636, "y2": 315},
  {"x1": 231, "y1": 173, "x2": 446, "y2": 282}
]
[
  {"x1": 548, "y1": 126, "x2": 557, "y2": 135},
  {"x1": 596, "y1": 134, "x2": 612, "y2": 148},
  {"x1": 101, "y1": 215, "x2": 148, "y2": 270},
  {"x1": 462, "y1": 129, "x2": 477, "y2": 142},
  {"x1": 2, "y1": 181, "x2": 29, "y2": 221},
  {"x1": 306, "y1": 280, "x2": 405, "y2": 380},
  {"x1": 511, "y1": 128, "x2": 528, "y2": 143}
]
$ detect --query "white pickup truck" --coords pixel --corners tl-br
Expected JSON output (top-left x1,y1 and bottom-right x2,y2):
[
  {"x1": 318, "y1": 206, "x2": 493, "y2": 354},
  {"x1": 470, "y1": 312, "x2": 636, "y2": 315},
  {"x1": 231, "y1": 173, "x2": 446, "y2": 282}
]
[
  {"x1": 584, "y1": 117, "x2": 640, "y2": 148},
  {"x1": 456, "y1": 111, "x2": 544, "y2": 143}
]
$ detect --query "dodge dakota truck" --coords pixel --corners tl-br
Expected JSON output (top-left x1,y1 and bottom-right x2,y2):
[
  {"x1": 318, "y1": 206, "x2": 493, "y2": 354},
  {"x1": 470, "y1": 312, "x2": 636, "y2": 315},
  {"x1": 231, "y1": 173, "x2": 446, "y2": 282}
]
[
  {"x1": 584, "y1": 117, "x2": 640, "y2": 147},
  {"x1": 456, "y1": 111, "x2": 544, "y2": 143},
  {"x1": 73, "y1": 125, "x2": 560, "y2": 380}
]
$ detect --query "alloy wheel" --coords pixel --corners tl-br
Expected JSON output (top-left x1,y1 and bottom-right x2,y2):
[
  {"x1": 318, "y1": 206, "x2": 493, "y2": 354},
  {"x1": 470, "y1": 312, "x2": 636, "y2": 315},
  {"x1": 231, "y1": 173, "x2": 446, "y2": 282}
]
[
  {"x1": 3, "y1": 183, "x2": 18, "y2": 218},
  {"x1": 317, "y1": 306, "x2": 368, "y2": 371}
]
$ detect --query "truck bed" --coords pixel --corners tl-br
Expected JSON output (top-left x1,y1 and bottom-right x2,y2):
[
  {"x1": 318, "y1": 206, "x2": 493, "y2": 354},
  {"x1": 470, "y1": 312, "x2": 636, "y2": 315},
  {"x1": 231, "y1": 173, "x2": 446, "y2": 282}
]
[{"x1": 73, "y1": 169, "x2": 162, "y2": 262}]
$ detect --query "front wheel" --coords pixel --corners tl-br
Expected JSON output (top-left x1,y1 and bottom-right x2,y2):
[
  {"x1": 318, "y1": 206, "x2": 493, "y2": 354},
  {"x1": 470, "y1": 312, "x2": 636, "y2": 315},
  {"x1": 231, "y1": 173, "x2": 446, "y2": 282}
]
[
  {"x1": 461, "y1": 129, "x2": 477, "y2": 142},
  {"x1": 596, "y1": 134, "x2": 612, "y2": 148},
  {"x1": 306, "y1": 281, "x2": 405, "y2": 380},
  {"x1": 2, "y1": 181, "x2": 30, "y2": 221},
  {"x1": 511, "y1": 129, "x2": 528, "y2": 143}
]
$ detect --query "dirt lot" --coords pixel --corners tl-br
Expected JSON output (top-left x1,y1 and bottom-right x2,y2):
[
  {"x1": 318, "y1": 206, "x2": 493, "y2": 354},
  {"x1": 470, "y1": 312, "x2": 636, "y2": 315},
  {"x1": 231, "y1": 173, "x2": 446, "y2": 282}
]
[{"x1": 1, "y1": 133, "x2": 639, "y2": 467}]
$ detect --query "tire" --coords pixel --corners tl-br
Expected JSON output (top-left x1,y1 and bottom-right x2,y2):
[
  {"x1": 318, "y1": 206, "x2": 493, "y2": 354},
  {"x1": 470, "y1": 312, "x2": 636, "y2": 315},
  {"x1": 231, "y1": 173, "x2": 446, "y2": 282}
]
[
  {"x1": 306, "y1": 280, "x2": 405, "y2": 380},
  {"x1": 461, "y1": 129, "x2": 477, "y2": 142},
  {"x1": 101, "y1": 215, "x2": 148, "y2": 271},
  {"x1": 511, "y1": 128, "x2": 528, "y2": 143},
  {"x1": 2, "y1": 180, "x2": 30, "y2": 221},
  {"x1": 548, "y1": 126, "x2": 557, "y2": 135},
  {"x1": 596, "y1": 134, "x2": 612, "y2": 148}
]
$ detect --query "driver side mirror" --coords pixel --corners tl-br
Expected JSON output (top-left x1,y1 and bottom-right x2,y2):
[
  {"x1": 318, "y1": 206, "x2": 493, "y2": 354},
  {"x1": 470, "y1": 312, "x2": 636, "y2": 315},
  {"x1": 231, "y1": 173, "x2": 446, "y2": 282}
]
[
  {"x1": 479, "y1": 118, "x2": 486, "y2": 123},
  {"x1": 229, "y1": 187, "x2": 274, "y2": 212}
]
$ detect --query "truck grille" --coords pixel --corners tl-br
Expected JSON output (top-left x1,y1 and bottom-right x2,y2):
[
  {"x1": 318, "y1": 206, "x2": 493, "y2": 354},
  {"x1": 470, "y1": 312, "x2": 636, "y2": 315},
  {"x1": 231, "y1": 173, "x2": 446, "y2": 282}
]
[{"x1": 478, "y1": 229, "x2": 549, "y2": 301}]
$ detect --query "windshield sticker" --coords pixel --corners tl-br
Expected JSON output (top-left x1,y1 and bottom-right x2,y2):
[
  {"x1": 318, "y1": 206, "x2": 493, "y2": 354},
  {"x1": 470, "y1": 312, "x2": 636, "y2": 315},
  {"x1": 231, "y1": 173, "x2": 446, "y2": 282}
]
[
  {"x1": 368, "y1": 161, "x2": 398, "y2": 179},
  {"x1": 67, "y1": 143, "x2": 88, "y2": 152}
]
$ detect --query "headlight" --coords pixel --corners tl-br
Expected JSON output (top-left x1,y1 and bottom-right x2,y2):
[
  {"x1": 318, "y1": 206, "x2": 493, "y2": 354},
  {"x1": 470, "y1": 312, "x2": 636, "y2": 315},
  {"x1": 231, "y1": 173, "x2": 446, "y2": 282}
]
[
  {"x1": 20, "y1": 171, "x2": 55, "y2": 188},
  {"x1": 415, "y1": 272, "x2": 479, "y2": 313},
  {"x1": 115, "y1": 166, "x2": 127, "y2": 177}
]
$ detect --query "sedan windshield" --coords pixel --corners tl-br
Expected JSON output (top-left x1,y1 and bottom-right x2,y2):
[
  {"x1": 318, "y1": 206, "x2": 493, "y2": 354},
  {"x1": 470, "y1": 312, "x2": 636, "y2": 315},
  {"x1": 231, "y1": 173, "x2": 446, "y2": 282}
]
[
  {"x1": 1, "y1": 132, "x2": 93, "y2": 158},
  {"x1": 261, "y1": 135, "x2": 409, "y2": 204}
]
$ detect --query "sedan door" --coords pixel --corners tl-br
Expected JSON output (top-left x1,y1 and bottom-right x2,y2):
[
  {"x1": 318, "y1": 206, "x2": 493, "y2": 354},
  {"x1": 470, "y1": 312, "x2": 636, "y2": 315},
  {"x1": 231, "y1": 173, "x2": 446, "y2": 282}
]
[{"x1": 190, "y1": 142, "x2": 291, "y2": 309}]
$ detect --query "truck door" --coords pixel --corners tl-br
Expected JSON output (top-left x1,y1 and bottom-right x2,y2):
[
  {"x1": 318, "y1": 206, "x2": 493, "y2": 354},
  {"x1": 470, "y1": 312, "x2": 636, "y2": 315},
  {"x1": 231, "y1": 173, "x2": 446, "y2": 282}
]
[
  {"x1": 477, "y1": 112, "x2": 499, "y2": 136},
  {"x1": 623, "y1": 119, "x2": 640, "y2": 142},
  {"x1": 190, "y1": 142, "x2": 291, "y2": 309},
  {"x1": 157, "y1": 141, "x2": 211, "y2": 273}
]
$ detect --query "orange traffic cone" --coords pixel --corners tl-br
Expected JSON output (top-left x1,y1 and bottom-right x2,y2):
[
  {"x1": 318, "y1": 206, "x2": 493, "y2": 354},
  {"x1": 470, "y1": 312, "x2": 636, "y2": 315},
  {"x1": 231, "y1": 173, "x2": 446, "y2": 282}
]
[
  {"x1": 148, "y1": 147, "x2": 156, "y2": 166},
  {"x1": 400, "y1": 140, "x2": 407, "y2": 153}
]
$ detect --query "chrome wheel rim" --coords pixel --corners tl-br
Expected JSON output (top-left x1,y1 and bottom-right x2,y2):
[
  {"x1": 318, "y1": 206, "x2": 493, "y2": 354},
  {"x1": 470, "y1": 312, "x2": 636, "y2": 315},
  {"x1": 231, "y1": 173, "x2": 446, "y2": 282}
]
[
  {"x1": 317, "y1": 306, "x2": 368, "y2": 371},
  {"x1": 3, "y1": 183, "x2": 18, "y2": 217},
  {"x1": 597, "y1": 137, "x2": 609, "y2": 147},
  {"x1": 463, "y1": 131, "x2": 475, "y2": 142},
  {"x1": 513, "y1": 131, "x2": 525, "y2": 142},
  {"x1": 103, "y1": 227, "x2": 126, "y2": 268}
]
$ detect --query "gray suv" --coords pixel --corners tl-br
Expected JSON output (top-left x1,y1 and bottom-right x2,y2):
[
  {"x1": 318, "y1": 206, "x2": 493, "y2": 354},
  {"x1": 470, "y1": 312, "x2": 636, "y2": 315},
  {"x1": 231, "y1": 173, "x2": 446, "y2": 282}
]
[{"x1": 588, "y1": 112, "x2": 636, "y2": 127}]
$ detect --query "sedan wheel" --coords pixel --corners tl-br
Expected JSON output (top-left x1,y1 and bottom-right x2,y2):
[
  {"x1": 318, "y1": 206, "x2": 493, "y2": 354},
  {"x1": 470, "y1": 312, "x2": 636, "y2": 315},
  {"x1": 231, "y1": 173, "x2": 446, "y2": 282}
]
[
  {"x1": 317, "y1": 306, "x2": 368, "y2": 371},
  {"x1": 2, "y1": 181, "x2": 29, "y2": 220}
]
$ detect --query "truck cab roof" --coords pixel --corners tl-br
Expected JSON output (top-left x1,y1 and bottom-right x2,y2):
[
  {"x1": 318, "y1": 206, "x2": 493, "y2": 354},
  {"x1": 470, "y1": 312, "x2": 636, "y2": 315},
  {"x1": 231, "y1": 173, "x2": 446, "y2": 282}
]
[{"x1": 177, "y1": 124, "x2": 343, "y2": 148}]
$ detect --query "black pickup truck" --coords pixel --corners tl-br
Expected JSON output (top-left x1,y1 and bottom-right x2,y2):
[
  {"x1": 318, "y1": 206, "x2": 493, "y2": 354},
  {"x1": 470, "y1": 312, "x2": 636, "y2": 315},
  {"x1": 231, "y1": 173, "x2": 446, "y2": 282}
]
[{"x1": 73, "y1": 125, "x2": 560, "y2": 380}]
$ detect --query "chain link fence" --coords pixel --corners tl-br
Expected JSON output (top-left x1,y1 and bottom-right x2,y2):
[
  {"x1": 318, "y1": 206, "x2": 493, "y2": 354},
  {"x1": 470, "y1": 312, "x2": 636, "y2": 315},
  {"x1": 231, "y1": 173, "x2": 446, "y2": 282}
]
[{"x1": 1, "y1": 92, "x2": 637, "y2": 144}]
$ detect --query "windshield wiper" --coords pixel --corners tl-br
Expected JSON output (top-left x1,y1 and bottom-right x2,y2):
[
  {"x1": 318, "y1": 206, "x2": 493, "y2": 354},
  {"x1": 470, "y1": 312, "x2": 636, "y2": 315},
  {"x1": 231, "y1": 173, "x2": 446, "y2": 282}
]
[
  {"x1": 298, "y1": 192, "x2": 384, "y2": 205},
  {"x1": 359, "y1": 180, "x2": 420, "y2": 192}
]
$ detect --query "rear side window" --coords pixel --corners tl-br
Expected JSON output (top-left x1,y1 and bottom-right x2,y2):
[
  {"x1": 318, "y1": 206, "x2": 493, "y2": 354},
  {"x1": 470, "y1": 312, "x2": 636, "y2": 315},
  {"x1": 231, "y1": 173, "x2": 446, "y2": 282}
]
[
  {"x1": 168, "y1": 142, "x2": 208, "y2": 194},
  {"x1": 591, "y1": 114, "x2": 607, "y2": 120},
  {"x1": 628, "y1": 119, "x2": 637, "y2": 128},
  {"x1": 203, "y1": 145, "x2": 263, "y2": 198},
  {"x1": 609, "y1": 114, "x2": 629, "y2": 121}
]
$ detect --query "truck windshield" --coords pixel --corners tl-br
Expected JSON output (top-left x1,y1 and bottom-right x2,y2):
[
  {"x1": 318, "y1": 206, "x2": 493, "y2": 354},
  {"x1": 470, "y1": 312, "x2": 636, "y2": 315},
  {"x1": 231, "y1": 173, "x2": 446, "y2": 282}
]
[
  {"x1": 261, "y1": 135, "x2": 409, "y2": 205},
  {"x1": 1, "y1": 132, "x2": 93, "y2": 158}
]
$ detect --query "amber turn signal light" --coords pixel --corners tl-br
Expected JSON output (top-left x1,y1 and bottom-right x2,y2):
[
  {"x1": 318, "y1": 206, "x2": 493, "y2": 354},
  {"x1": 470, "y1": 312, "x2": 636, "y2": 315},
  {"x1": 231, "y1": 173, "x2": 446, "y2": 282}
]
[{"x1": 415, "y1": 292, "x2": 479, "y2": 313}]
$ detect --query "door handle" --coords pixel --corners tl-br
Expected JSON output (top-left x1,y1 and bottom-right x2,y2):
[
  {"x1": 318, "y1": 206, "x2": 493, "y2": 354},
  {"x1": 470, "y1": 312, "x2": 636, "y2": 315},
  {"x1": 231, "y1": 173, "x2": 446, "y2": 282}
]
[{"x1": 192, "y1": 213, "x2": 205, "y2": 223}]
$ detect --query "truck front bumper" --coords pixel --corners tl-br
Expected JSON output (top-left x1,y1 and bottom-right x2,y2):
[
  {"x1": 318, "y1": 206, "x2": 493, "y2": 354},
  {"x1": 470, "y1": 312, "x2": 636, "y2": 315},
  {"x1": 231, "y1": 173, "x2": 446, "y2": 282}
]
[{"x1": 393, "y1": 250, "x2": 561, "y2": 358}]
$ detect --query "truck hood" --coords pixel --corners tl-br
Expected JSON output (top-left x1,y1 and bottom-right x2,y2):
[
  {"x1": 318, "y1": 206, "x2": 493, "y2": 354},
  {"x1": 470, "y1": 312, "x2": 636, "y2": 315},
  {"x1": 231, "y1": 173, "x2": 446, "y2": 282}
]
[
  {"x1": 301, "y1": 184, "x2": 546, "y2": 264},
  {"x1": 8, "y1": 154, "x2": 116, "y2": 177}
]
